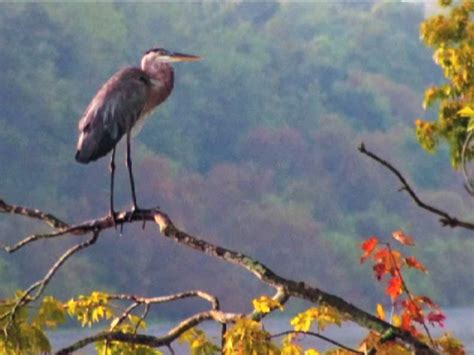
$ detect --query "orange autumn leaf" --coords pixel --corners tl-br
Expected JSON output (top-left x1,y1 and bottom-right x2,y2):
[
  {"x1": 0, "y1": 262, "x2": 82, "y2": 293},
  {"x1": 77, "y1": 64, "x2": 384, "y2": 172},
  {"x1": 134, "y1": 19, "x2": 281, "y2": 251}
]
[
  {"x1": 374, "y1": 248, "x2": 402, "y2": 276},
  {"x1": 404, "y1": 299, "x2": 424, "y2": 323},
  {"x1": 392, "y1": 230, "x2": 415, "y2": 246},
  {"x1": 405, "y1": 256, "x2": 428, "y2": 273},
  {"x1": 401, "y1": 311, "x2": 411, "y2": 330},
  {"x1": 360, "y1": 236, "x2": 378, "y2": 263},
  {"x1": 386, "y1": 276, "x2": 403, "y2": 300}
]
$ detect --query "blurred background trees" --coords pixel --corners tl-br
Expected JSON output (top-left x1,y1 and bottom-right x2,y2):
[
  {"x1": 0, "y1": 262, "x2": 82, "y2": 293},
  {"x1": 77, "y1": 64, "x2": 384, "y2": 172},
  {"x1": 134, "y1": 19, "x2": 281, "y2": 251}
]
[{"x1": 0, "y1": 1, "x2": 473, "y2": 317}]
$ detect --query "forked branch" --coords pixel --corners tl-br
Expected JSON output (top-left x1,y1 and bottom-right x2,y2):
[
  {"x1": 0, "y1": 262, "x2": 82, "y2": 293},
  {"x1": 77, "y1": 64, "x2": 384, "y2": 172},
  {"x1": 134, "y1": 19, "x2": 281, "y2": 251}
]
[
  {"x1": 0, "y1": 198, "x2": 436, "y2": 354},
  {"x1": 359, "y1": 142, "x2": 474, "y2": 230}
]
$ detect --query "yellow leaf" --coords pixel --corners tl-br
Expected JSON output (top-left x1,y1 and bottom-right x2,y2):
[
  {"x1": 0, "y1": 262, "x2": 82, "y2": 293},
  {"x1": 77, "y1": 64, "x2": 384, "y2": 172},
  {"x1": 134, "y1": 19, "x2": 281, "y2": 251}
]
[
  {"x1": 376, "y1": 304, "x2": 385, "y2": 320},
  {"x1": 281, "y1": 341, "x2": 303, "y2": 355},
  {"x1": 252, "y1": 295, "x2": 283, "y2": 314},
  {"x1": 458, "y1": 106, "x2": 474, "y2": 117},
  {"x1": 66, "y1": 299, "x2": 77, "y2": 315},
  {"x1": 291, "y1": 308, "x2": 319, "y2": 332},
  {"x1": 393, "y1": 314, "x2": 402, "y2": 327},
  {"x1": 305, "y1": 350, "x2": 320, "y2": 355}
]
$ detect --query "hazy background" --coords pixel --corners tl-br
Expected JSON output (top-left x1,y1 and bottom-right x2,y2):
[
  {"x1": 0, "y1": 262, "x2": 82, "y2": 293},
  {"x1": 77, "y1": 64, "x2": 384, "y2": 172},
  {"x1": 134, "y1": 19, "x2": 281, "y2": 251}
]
[{"x1": 1, "y1": 1, "x2": 473, "y2": 319}]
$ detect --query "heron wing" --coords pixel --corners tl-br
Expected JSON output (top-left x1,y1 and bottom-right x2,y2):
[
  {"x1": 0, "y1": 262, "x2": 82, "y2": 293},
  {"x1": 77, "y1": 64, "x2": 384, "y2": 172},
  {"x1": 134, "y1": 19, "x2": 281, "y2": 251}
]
[{"x1": 76, "y1": 67, "x2": 150, "y2": 163}]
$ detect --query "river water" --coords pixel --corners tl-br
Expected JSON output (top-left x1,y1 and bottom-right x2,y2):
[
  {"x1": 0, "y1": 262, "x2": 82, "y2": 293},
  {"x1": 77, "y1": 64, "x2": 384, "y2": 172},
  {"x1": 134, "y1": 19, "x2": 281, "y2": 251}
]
[{"x1": 50, "y1": 307, "x2": 474, "y2": 354}]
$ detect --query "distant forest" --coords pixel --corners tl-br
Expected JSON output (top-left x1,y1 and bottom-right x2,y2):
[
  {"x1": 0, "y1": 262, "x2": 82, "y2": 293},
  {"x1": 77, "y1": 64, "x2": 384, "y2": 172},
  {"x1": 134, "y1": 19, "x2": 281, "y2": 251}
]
[{"x1": 1, "y1": 1, "x2": 473, "y2": 317}]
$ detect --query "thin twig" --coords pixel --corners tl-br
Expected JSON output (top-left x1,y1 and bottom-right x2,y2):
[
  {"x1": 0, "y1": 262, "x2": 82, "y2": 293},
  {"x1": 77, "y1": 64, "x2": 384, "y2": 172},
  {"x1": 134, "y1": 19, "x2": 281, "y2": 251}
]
[
  {"x1": 108, "y1": 290, "x2": 220, "y2": 311},
  {"x1": 135, "y1": 303, "x2": 150, "y2": 334},
  {"x1": 0, "y1": 198, "x2": 70, "y2": 230},
  {"x1": 0, "y1": 197, "x2": 436, "y2": 354},
  {"x1": 1, "y1": 231, "x2": 100, "y2": 327},
  {"x1": 385, "y1": 243, "x2": 435, "y2": 348},
  {"x1": 461, "y1": 130, "x2": 474, "y2": 195},
  {"x1": 55, "y1": 310, "x2": 243, "y2": 355},
  {"x1": 3, "y1": 209, "x2": 154, "y2": 253},
  {"x1": 271, "y1": 330, "x2": 363, "y2": 354},
  {"x1": 359, "y1": 143, "x2": 474, "y2": 230}
]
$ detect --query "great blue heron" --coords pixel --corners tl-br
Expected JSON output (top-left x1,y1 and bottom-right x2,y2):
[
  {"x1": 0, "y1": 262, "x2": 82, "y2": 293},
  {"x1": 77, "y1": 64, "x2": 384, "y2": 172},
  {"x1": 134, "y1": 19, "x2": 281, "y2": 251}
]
[{"x1": 75, "y1": 48, "x2": 200, "y2": 220}]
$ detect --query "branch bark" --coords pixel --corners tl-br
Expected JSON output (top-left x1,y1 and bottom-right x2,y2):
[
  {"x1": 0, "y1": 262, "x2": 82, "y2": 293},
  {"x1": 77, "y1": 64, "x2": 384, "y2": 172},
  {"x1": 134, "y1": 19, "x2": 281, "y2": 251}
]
[
  {"x1": 55, "y1": 310, "x2": 242, "y2": 355},
  {"x1": 359, "y1": 142, "x2": 474, "y2": 230},
  {"x1": 1, "y1": 200, "x2": 437, "y2": 354}
]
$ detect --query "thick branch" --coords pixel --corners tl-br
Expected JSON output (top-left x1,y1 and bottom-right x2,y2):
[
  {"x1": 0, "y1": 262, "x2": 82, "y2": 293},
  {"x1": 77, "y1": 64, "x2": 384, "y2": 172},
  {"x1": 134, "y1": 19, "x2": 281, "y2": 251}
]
[
  {"x1": 1, "y1": 201, "x2": 436, "y2": 353},
  {"x1": 153, "y1": 212, "x2": 435, "y2": 354},
  {"x1": 359, "y1": 142, "x2": 474, "y2": 230}
]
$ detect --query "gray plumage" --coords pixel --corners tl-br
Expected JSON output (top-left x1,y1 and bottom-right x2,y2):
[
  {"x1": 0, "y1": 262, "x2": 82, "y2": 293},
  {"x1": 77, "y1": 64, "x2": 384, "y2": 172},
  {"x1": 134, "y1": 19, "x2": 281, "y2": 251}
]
[
  {"x1": 74, "y1": 48, "x2": 199, "y2": 215},
  {"x1": 75, "y1": 68, "x2": 151, "y2": 163}
]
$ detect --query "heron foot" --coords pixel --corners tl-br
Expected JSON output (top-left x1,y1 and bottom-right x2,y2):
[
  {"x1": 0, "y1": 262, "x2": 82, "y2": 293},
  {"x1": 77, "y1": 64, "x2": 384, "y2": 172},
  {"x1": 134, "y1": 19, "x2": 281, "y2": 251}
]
[
  {"x1": 128, "y1": 205, "x2": 144, "y2": 222},
  {"x1": 109, "y1": 209, "x2": 121, "y2": 232}
]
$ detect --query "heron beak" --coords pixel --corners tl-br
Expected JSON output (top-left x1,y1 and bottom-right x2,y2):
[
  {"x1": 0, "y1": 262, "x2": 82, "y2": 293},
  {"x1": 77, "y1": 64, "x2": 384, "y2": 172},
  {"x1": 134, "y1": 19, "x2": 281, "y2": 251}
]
[{"x1": 167, "y1": 52, "x2": 201, "y2": 62}]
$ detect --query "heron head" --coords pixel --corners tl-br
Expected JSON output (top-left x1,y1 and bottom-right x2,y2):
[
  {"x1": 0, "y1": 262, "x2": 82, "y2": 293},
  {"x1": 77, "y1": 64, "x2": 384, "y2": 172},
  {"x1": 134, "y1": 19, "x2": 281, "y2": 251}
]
[{"x1": 141, "y1": 48, "x2": 200, "y2": 68}]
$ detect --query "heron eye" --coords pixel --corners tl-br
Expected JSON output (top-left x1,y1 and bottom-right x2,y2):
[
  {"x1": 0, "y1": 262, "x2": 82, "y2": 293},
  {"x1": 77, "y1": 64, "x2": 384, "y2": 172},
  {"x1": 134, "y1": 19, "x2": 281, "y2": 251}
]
[
  {"x1": 139, "y1": 76, "x2": 149, "y2": 84},
  {"x1": 83, "y1": 123, "x2": 91, "y2": 132}
]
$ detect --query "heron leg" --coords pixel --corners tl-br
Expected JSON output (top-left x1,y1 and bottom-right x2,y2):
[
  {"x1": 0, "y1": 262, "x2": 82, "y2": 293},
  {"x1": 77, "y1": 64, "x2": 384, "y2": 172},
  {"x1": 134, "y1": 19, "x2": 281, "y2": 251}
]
[
  {"x1": 109, "y1": 147, "x2": 118, "y2": 229},
  {"x1": 126, "y1": 131, "x2": 140, "y2": 214}
]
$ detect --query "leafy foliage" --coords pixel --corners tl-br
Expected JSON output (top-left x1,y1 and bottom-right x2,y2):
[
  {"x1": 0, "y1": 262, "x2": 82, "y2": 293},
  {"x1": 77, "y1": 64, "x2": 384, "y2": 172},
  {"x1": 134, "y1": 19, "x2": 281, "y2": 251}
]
[
  {"x1": 179, "y1": 327, "x2": 220, "y2": 355},
  {"x1": 0, "y1": 293, "x2": 65, "y2": 354},
  {"x1": 252, "y1": 295, "x2": 283, "y2": 314},
  {"x1": 359, "y1": 233, "x2": 465, "y2": 354},
  {"x1": 417, "y1": 0, "x2": 474, "y2": 167},
  {"x1": 224, "y1": 318, "x2": 278, "y2": 354},
  {"x1": 0, "y1": 0, "x2": 472, "y2": 311},
  {"x1": 290, "y1": 306, "x2": 347, "y2": 332}
]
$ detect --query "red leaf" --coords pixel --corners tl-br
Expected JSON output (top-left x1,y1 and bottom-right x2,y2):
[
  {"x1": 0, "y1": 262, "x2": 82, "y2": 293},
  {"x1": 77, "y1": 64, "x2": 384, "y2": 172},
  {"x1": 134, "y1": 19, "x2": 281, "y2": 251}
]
[
  {"x1": 360, "y1": 236, "x2": 379, "y2": 263},
  {"x1": 392, "y1": 230, "x2": 415, "y2": 246},
  {"x1": 405, "y1": 256, "x2": 428, "y2": 273},
  {"x1": 400, "y1": 311, "x2": 420, "y2": 336},
  {"x1": 373, "y1": 263, "x2": 386, "y2": 280},
  {"x1": 401, "y1": 311, "x2": 412, "y2": 330},
  {"x1": 427, "y1": 311, "x2": 446, "y2": 327},
  {"x1": 404, "y1": 299, "x2": 424, "y2": 323},
  {"x1": 374, "y1": 248, "x2": 402, "y2": 276},
  {"x1": 386, "y1": 276, "x2": 403, "y2": 300},
  {"x1": 416, "y1": 296, "x2": 436, "y2": 308}
]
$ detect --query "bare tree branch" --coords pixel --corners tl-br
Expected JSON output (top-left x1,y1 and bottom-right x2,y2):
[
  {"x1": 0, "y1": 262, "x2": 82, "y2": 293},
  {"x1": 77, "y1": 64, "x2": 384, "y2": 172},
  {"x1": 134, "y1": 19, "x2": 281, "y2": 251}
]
[
  {"x1": 108, "y1": 290, "x2": 220, "y2": 311},
  {"x1": 0, "y1": 198, "x2": 69, "y2": 230},
  {"x1": 3, "y1": 209, "x2": 150, "y2": 253},
  {"x1": 107, "y1": 290, "x2": 221, "y2": 332},
  {"x1": 55, "y1": 310, "x2": 243, "y2": 355},
  {"x1": 1, "y1": 201, "x2": 437, "y2": 354},
  {"x1": 461, "y1": 130, "x2": 474, "y2": 195},
  {"x1": 359, "y1": 142, "x2": 474, "y2": 230},
  {"x1": 271, "y1": 330, "x2": 364, "y2": 354},
  {"x1": 0, "y1": 230, "x2": 100, "y2": 328}
]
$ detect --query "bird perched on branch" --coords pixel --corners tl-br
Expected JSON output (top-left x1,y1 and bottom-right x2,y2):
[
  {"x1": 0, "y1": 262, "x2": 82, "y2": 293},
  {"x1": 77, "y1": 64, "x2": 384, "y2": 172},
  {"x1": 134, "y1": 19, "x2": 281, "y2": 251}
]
[{"x1": 75, "y1": 48, "x2": 200, "y2": 220}]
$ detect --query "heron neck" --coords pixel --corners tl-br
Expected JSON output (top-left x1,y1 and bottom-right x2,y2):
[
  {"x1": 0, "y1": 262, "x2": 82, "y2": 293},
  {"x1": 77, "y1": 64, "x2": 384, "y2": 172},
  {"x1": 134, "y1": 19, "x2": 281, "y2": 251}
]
[{"x1": 141, "y1": 61, "x2": 174, "y2": 113}]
